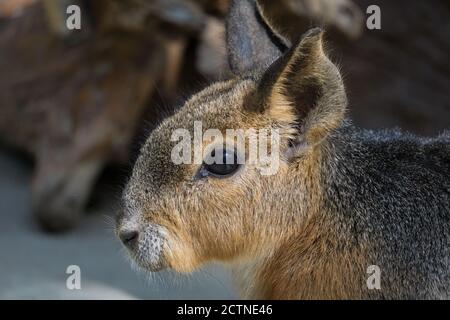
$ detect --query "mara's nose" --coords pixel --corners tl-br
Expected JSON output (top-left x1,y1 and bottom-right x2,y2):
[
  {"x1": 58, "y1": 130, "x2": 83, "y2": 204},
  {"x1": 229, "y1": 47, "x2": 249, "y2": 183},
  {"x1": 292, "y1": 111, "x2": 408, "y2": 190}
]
[{"x1": 119, "y1": 229, "x2": 139, "y2": 248}]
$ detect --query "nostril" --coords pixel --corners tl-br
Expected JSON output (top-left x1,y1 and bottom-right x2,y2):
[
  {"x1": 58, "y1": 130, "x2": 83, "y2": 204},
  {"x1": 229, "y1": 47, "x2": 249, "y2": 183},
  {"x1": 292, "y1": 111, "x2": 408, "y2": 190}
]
[{"x1": 119, "y1": 230, "x2": 139, "y2": 247}]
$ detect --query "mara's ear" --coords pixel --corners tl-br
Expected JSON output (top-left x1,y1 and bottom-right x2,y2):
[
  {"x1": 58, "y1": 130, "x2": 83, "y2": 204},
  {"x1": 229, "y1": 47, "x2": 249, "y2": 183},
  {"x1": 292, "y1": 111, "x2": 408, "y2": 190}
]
[
  {"x1": 251, "y1": 28, "x2": 347, "y2": 148},
  {"x1": 226, "y1": 0, "x2": 287, "y2": 75}
]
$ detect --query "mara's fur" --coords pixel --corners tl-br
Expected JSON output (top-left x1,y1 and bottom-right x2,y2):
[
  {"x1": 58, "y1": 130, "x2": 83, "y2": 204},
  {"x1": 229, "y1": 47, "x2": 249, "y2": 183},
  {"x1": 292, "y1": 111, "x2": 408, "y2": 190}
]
[{"x1": 117, "y1": 0, "x2": 450, "y2": 299}]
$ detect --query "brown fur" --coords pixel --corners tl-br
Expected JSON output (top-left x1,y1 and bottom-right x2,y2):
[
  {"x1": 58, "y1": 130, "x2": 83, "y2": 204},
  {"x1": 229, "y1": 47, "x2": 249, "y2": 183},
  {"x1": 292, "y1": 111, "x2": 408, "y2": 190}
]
[{"x1": 118, "y1": 3, "x2": 450, "y2": 298}]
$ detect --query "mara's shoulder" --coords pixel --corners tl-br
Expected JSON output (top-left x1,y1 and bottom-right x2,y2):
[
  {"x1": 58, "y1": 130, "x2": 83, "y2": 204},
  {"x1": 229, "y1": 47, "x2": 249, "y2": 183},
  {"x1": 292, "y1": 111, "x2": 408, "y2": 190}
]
[{"x1": 329, "y1": 124, "x2": 450, "y2": 167}]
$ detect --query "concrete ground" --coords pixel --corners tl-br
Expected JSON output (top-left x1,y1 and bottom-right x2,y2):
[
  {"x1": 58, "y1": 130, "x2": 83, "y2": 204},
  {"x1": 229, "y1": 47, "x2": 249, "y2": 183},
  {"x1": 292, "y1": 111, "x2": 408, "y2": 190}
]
[{"x1": 0, "y1": 149, "x2": 236, "y2": 299}]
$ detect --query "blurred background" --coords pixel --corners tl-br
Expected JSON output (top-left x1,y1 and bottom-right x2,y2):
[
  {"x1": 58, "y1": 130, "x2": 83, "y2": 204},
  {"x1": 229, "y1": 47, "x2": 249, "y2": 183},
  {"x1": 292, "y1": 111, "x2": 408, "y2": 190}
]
[{"x1": 0, "y1": 0, "x2": 449, "y2": 299}]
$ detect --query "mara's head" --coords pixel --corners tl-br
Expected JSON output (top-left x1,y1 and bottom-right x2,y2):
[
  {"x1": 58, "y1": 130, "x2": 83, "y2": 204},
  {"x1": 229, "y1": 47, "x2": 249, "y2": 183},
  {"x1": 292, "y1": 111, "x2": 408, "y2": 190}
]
[{"x1": 116, "y1": 0, "x2": 347, "y2": 273}]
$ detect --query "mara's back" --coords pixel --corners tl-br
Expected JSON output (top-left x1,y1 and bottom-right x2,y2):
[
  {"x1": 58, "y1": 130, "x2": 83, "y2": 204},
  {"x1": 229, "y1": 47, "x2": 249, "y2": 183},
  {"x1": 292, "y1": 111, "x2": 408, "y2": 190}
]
[{"x1": 323, "y1": 126, "x2": 450, "y2": 298}]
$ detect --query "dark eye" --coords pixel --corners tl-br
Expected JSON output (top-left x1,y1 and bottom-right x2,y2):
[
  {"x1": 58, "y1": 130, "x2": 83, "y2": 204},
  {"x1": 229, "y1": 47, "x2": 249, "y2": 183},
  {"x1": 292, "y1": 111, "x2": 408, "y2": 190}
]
[{"x1": 202, "y1": 148, "x2": 240, "y2": 178}]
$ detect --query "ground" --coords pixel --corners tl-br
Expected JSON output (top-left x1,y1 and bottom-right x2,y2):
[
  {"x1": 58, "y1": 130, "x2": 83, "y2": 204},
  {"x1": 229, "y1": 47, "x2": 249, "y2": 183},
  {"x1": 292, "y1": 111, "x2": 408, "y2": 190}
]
[{"x1": 0, "y1": 150, "x2": 236, "y2": 299}]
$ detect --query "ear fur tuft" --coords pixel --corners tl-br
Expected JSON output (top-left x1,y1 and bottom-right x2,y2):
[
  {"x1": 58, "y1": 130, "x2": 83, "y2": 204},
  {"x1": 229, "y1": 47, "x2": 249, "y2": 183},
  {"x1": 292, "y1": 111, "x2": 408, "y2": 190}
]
[{"x1": 249, "y1": 28, "x2": 347, "y2": 147}]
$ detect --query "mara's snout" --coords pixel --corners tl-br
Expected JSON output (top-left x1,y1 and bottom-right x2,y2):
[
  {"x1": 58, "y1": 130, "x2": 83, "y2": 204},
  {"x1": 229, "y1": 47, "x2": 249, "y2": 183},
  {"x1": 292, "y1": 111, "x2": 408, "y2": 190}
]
[{"x1": 116, "y1": 212, "x2": 167, "y2": 272}]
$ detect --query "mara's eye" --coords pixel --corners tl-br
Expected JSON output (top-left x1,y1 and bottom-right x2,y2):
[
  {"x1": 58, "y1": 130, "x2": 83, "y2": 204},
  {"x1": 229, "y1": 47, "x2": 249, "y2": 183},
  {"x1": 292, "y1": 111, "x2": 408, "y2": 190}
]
[{"x1": 202, "y1": 148, "x2": 240, "y2": 178}]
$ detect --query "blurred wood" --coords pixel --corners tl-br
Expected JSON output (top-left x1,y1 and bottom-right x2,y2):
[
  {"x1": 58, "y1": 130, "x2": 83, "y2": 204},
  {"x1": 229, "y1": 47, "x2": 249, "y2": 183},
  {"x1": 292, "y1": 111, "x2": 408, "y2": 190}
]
[
  {"x1": 0, "y1": 0, "x2": 228, "y2": 231},
  {"x1": 96, "y1": 0, "x2": 207, "y2": 34},
  {"x1": 43, "y1": 0, "x2": 68, "y2": 35},
  {"x1": 257, "y1": 0, "x2": 450, "y2": 135},
  {"x1": 258, "y1": 0, "x2": 364, "y2": 41},
  {"x1": 341, "y1": 0, "x2": 450, "y2": 134},
  {"x1": 197, "y1": 17, "x2": 230, "y2": 80},
  {"x1": 0, "y1": 0, "x2": 35, "y2": 17}
]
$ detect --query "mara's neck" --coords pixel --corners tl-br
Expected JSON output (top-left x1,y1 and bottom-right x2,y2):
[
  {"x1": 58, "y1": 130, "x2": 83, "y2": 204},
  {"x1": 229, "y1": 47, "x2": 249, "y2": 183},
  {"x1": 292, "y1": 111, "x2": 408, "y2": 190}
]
[{"x1": 232, "y1": 128, "x2": 370, "y2": 299}]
